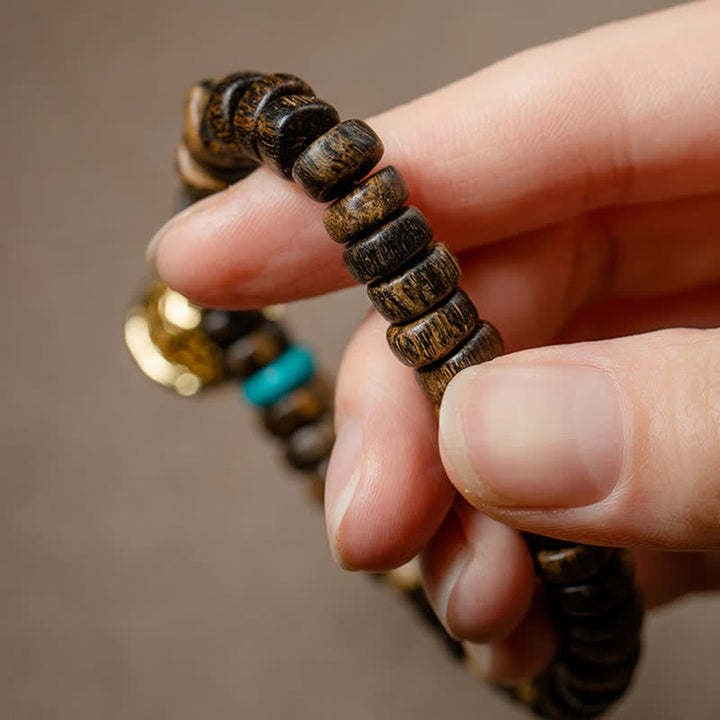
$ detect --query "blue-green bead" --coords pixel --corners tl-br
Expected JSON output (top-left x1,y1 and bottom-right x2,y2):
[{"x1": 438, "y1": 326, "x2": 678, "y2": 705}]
[{"x1": 241, "y1": 346, "x2": 315, "y2": 407}]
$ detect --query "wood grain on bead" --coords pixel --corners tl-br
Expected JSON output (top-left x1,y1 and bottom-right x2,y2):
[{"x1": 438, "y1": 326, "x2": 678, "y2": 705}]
[
  {"x1": 223, "y1": 320, "x2": 289, "y2": 379},
  {"x1": 323, "y1": 166, "x2": 409, "y2": 243},
  {"x1": 233, "y1": 73, "x2": 315, "y2": 159},
  {"x1": 387, "y1": 289, "x2": 478, "y2": 367},
  {"x1": 342, "y1": 206, "x2": 432, "y2": 284},
  {"x1": 368, "y1": 243, "x2": 461, "y2": 323},
  {"x1": 200, "y1": 72, "x2": 263, "y2": 162},
  {"x1": 536, "y1": 545, "x2": 617, "y2": 586},
  {"x1": 415, "y1": 321, "x2": 504, "y2": 404},
  {"x1": 285, "y1": 415, "x2": 335, "y2": 470},
  {"x1": 256, "y1": 95, "x2": 340, "y2": 178},
  {"x1": 292, "y1": 119, "x2": 384, "y2": 202},
  {"x1": 184, "y1": 81, "x2": 233, "y2": 168},
  {"x1": 262, "y1": 375, "x2": 332, "y2": 437}
]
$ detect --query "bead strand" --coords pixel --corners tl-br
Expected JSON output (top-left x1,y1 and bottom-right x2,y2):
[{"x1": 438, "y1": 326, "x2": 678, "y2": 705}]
[{"x1": 166, "y1": 72, "x2": 646, "y2": 720}]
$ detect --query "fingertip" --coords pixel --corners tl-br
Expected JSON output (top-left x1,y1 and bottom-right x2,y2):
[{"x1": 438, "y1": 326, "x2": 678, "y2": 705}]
[
  {"x1": 422, "y1": 502, "x2": 535, "y2": 644},
  {"x1": 155, "y1": 168, "x2": 349, "y2": 308}
]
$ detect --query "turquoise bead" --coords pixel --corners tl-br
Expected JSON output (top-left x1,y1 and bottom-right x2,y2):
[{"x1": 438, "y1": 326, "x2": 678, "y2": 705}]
[{"x1": 241, "y1": 346, "x2": 315, "y2": 407}]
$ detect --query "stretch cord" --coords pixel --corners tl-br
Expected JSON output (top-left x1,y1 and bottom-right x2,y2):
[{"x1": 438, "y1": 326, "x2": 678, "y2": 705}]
[{"x1": 125, "y1": 72, "x2": 644, "y2": 719}]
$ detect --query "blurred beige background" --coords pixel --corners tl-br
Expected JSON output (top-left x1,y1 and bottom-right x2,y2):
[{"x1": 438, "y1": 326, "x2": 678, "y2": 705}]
[{"x1": 2, "y1": 0, "x2": 719, "y2": 718}]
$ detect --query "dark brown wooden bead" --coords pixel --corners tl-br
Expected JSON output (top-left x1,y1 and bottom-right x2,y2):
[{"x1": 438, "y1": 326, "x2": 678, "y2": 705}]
[
  {"x1": 223, "y1": 320, "x2": 289, "y2": 379},
  {"x1": 342, "y1": 206, "x2": 432, "y2": 284},
  {"x1": 536, "y1": 545, "x2": 617, "y2": 586},
  {"x1": 261, "y1": 375, "x2": 332, "y2": 437},
  {"x1": 386, "y1": 289, "x2": 478, "y2": 367},
  {"x1": 292, "y1": 119, "x2": 384, "y2": 202},
  {"x1": 323, "y1": 166, "x2": 409, "y2": 243},
  {"x1": 200, "y1": 309, "x2": 264, "y2": 348},
  {"x1": 175, "y1": 142, "x2": 228, "y2": 195},
  {"x1": 368, "y1": 243, "x2": 461, "y2": 323},
  {"x1": 285, "y1": 415, "x2": 335, "y2": 470},
  {"x1": 565, "y1": 634, "x2": 641, "y2": 666},
  {"x1": 555, "y1": 644, "x2": 640, "y2": 695},
  {"x1": 552, "y1": 554, "x2": 635, "y2": 619},
  {"x1": 184, "y1": 81, "x2": 229, "y2": 168},
  {"x1": 256, "y1": 95, "x2": 340, "y2": 178},
  {"x1": 233, "y1": 73, "x2": 314, "y2": 160},
  {"x1": 566, "y1": 594, "x2": 644, "y2": 645},
  {"x1": 200, "y1": 72, "x2": 263, "y2": 162},
  {"x1": 549, "y1": 674, "x2": 622, "y2": 719},
  {"x1": 415, "y1": 321, "x2": 504, "y2": 405}
]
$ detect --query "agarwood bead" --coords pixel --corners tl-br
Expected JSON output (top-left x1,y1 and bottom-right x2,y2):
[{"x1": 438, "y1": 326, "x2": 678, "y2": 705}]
[
  {"x1": 261, "y1": 375, "x2": 332, "y2": 437},
  {"x1": 201, "y1": 72, "x2": 263, "y2": 162},
  {"x1": 285, "y1": 415, "x2": 335, "y2": 470},
  {"x1": 368, "y1": 243, "x2": 461, "y2": 323},
  {"x1": 549, "y1": 675, "x2": 623, "y2": 719},
  {"x1": 555, "y1": 645, "x2": 640, "y2": 695},
  {"x1": 415, "y1": 321, "x2": 504, "y2": 404},
  {"x1": 566, "y1": 594, "x2": 644, "y2": 645},
  {"x1": 184, "y1": 81, "x2": 231, "y2": 168},
  {"x1": 342, "y1": 206, "x2": 432, "y2": 284},
  {"x1": 387, "y1": 289, "x2": 478, "y2": 367},
  {"x1": 552, "y1": 554, "x2": 635, "y2": 618},
  {"x1": 565, "y1": 634, "x2": 641, "y2": 666},
  {"x1": 292, "y1": 119, "x2": 384, "y2": 202},
  {"x1": 536, "y1": 545, "x2": 617, "y2": 586},
  {"x1": 233, "y1": 73, "x2": 315, "y2": 159},
  {"x1": 175, "y1": 142, "x2": 228, "y2": 195},
  {"x1": 223, "y1": 320, "x2": 289, "y2": 379},
  {"x1": 256, "y1": 95, "x2": 340, "y2": 178},
  {"x1": 323, "y1": 166, "x2": 408, "y2": 243},
  {"x1": 200, "y1": 309, "x2": 264, "y2": 348}
]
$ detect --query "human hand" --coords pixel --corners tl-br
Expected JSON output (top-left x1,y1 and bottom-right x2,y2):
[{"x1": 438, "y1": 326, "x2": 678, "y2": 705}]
[{"x1": 150, "y1": 0, "x2": 720, "y2": 683}]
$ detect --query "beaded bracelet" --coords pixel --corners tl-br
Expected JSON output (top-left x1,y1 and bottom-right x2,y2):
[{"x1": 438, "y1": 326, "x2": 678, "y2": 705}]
[{"x1": 125, "y1": 71, "x2": 644, "y2": 719}]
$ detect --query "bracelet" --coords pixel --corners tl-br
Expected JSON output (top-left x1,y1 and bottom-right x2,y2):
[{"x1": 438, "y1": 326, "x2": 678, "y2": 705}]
[{"x1": 125, "y1": 71, "x2": 644, "y2": 719}]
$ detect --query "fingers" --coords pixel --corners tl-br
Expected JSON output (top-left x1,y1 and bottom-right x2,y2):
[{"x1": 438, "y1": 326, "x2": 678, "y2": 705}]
[
  {"x1": 154, "y1": 0, "x2": 720, "y2": 308},
  {"x1": 439, "y1": 328, "x2": 720, "y2": 551},
  {"x1": 324, "y1": 312, "x2": 455, "y2": 571},
  {"x1": 420, "y1": 499, "x2": 535, "y2": 644}
]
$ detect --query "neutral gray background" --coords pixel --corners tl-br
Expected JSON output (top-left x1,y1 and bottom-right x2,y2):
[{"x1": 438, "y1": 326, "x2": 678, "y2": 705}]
[{"x1": 2, "y1": 0, "x2": 718, "y2": 718}]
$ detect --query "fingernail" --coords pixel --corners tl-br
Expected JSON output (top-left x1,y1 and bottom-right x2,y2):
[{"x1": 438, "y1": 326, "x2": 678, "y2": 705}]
[
  {"x1": 440, "y1": 364, "x2": 623, "y2": 508},
  {"x1": 433, "y1": 534, "x2": 472, "y2": 640},
  {"x1": 325, "y1": 418, "x2": 363, "y2": 570}
]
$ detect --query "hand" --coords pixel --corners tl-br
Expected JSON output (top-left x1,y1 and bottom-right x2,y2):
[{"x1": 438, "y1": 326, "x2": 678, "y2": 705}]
[{"x1": 150, "y1": 0, "x2": 720, "y2": 683}]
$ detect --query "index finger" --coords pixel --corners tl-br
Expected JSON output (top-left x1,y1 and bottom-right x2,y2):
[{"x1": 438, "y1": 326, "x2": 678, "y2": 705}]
[{"x1": 154, "y1": 0, "x2": 720, "y2": 309}]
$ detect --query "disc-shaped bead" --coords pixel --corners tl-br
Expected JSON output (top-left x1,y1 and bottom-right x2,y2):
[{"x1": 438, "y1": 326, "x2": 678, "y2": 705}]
[
  {"x1": 292, "y1": 119, "x2": 384, "y2": 202},
  {"x1": 415, "y1": 321, "x2": 504, "y2": 404},
  {"x1": 536, "y1": 545, "x2": 617, "y2": 586},
  {"x1": 224, "y1": 320, "x2": 289, "y2": 379},
  {"x1": 200, "y1": 72, "x2": 263, "y2": 162},
  {"x1": 256, "y1": 95, "x2": 340, "y2": 178},
  {"x1": 285, "y1": 415, "x2": 335, "y2": 470},
  {"x1": 323, "y1": 166, "x2": 408, "y2": 243},
  {"x1": 262, "y1": 375, "x2": 332, "y2": 437},
  {"x1": 368, "y1": 242, "x2": 461, "y2": 323},
  {"x1": 565, "y1": 594, "x2": 644, "y2": 646},
  {"x1": 233, "y1": 73, "x2": 314, "y2": 160},
  {"x1": 554, "y1": 644, "x2": 640, "y2": 695},
  {"x1": 200, "y1": 309, "x2": 264, "y2": 348},
  {"x1": 342, "y1": 206, "x2": 432, "y2": 284},
  {"x1": 387, "y1": 289, "x2": 478, "y2": 367},
  {"x1": 551, "y1": 553, "x2": 635, "y2": 618}
]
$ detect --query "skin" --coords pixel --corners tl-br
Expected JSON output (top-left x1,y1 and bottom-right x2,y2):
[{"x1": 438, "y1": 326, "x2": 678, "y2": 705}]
[{"x1": 152, "y1": 0, "x2": 720, "y2": 684}]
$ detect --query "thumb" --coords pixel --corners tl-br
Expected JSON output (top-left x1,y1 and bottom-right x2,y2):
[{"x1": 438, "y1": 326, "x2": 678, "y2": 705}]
[{"x1": 438, "y1": 328, "x2": 720, "y2": 551}]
